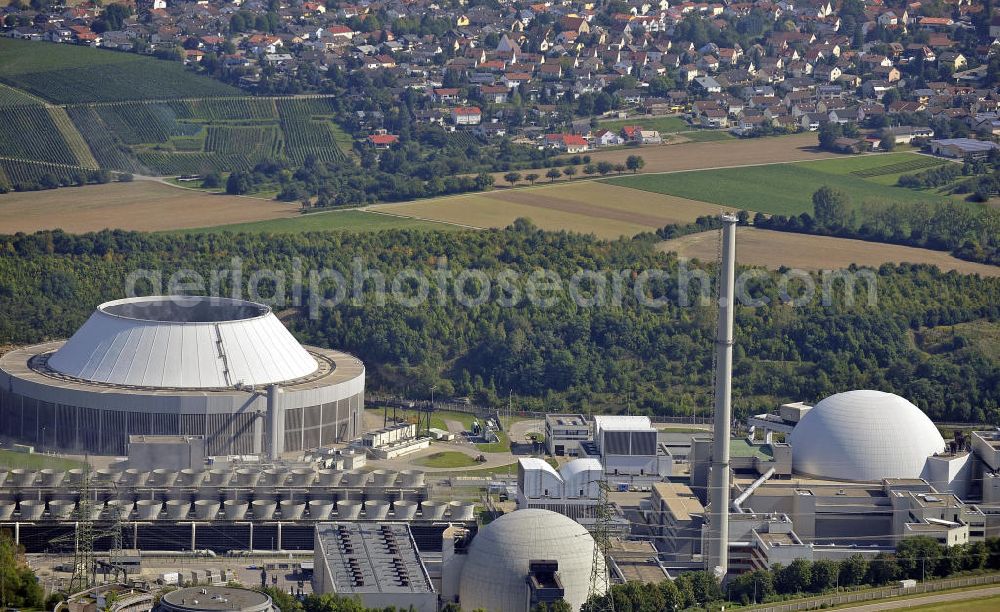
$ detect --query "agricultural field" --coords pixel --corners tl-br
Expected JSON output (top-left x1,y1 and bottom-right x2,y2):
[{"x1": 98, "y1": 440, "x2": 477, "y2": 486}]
[
  {"x1": 377, "y1": 180, "x2": 723, "y2": 238},
  {"x1": 205, "y1": 126, "x2": 282, "y2": 158},
  {"x1": 598, "y1": 115, "x2": 690, "y2": 133},
  {"x1": 657, "y1": 227, "x2": 1000, "y2": 277},
  {"x1": 605, "y1": 152, "x2": 957, "y2": 216},
  {"x1": 0, "y1": 82, "x2": 43, "y2": 106},
  {"x1": 0, "y1": 180, "x2": 298, "y2": 233},
  {"x1": 0, "y1": 159, "x2": 94, "y2": 191},
  {"x1": 64, "y1": 106, "x2": 145, "y2": 173},
  {"x1": 0, "y1": 106, "x2": 97, "y2": 167},
  {"x1": 178, "y1": 210, "x2": 459, "y2": 234},
  {"x1": 59, "y1": 95, "x2": 349, "y2": 175},
  {"x1": 0, "y1": 38, "x2": 239, "y2": 103}
]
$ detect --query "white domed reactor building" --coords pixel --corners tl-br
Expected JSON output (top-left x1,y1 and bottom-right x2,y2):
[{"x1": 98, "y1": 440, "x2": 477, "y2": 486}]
[
  {"x1": 790, "y1": 390, "x2": 946, "y2": 481},
  {"x1": 0, "y1": 296, "x2": 364, "y2": 456},
  {"x1": 458, "y1": 509, "x2": 605, "y2": 611}
]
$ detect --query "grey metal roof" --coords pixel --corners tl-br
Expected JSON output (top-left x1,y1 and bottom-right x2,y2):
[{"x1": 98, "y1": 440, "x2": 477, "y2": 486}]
[
  {"x1": 315, "y1": 522, "x2": 434, "y2": 595},
  {"x1": 47, "y1": 296, "x2": 318, "y2": 389}
]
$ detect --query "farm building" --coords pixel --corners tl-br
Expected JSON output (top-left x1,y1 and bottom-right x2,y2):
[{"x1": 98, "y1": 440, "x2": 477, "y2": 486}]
[{"x1": 928, "y1": 137, "x2": 1000, "y2": 159}]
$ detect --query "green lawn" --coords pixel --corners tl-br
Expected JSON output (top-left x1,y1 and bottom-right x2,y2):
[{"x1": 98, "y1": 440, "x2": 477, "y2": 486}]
[
  {"x1": 851, "y1": 593, "x2": 1000, "y2": 611},
  {"x1": 413, "y1": 451, "x2": 479, "y2": 468},
  {"x1": 598, "y1": 116, "x2": 690, "y2": 133},
  {"x1": 476, "y1": 431, "x2": 511, "y2": 453},
  {"x1": 0, "y1": 449, "x2": 86, "y2": 470},
  {"x1": 171, "y1": 210, "x2": 461, "y2": 234},
  {"x1": 604, "y1": 152, "x2": 957, "y2": 216},
  {"x1": 681, "y1": 130, "x2": 735, "y2": 142}
]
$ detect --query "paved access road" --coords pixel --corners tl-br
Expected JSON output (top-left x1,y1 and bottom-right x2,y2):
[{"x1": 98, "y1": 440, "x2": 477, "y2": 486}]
[{"x1": 837, "y1": 585, "x2": 1000, "y2": 610}]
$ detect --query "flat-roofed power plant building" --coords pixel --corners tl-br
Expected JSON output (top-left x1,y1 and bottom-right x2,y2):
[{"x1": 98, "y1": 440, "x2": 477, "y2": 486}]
[
  {"x1": 592, "y1": 415, "x2": 659, "y2": 477},
  {"x1": 313, "y1": 522, "x2": 436, "y2": 612},
  {"x1": 544, "y1": 414, "x2": 590, "y2": 456}
]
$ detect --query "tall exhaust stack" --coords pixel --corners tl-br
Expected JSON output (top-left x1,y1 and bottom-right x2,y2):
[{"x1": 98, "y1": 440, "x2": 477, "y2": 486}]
[{"x1": 708, "y1": 213, "x2": 738, "y2": 578}]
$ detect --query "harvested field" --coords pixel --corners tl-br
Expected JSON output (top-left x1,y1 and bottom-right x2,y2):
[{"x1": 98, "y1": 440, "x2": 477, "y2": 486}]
[
  {"x1": 377, "y1": 181, "x2": 724, "y2": 238},
  {"x1": 658, "y1": 227, "x2": 1000, "y2": 277},
  {"x1": 0, "y1": 180, "x2": 296, "y2": 233}
]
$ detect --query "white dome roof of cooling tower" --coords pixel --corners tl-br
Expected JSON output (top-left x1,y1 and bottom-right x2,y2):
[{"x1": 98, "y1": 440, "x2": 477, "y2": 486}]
[
  {"x1": 47, "y1": 296, "x2": 318, "y2": 388},
  {"x1": 790, "y1": 390, "x2": 945, "y2": 482},
  {"x1": 459, "y1": 509, "x2": 605, "y2": 612}
]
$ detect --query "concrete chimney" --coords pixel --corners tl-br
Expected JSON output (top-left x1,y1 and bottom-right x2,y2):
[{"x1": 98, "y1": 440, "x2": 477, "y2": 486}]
[{"x1": 707, "y1": 213, "x2": 738, "y2": 578}]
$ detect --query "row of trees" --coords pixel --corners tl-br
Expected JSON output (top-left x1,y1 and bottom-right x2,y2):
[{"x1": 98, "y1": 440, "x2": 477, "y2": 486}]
[
  {"x1": 582, "y1": 537, "x2": 1000, "y2": 611},
  {"x1": 501, "y1": 156, "x2": 645, "y2": 186},
  {"x1": 1, "y1": 225, "x2": 998, "y2": 422},
  {"x1": 754, "y1": 186, "x2": 1000, "y2": 265},
  {"x1": 0, "y1": 169, "x2": 127, "y2": 194}
]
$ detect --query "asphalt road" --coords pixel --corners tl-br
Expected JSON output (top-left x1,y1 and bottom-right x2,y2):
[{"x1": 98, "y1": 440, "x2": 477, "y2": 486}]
[{"x1": 837, "y1": 585, "x2": 1000, "y2": 610}]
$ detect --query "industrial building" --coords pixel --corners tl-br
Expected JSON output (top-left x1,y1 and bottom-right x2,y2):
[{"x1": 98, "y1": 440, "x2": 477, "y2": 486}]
[
  {"x1": 516, "y1": 458, "x2": 603, "y2": 522},
  {"x1": 669, "y1": 389, "x2": 1000, "y2": 575},
  {"x1": 313, "y1": 522, "x2": 436, "y2": 612},
  {"x1": 544, "y1": 414, "x2": 590, "y2": 457},
  {"x1": 0, "y1": 296, "x2": 365, "y2": 457},
  {"x1": 453, "y1": 509, "x2": 606, "y2": 612},
  {"x1": 158, "y1": 587, "x2": 276, "y2": 612},
  {"x1": 0, "y1": 462, "x2": 481, "y2": 555}
]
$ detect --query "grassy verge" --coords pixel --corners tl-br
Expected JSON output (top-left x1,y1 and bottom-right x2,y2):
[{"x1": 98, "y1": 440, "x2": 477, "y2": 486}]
[
  {"x1": 413, "y1": 451, "x2": 479, "y2": 468},
  {"x1": 0, "y1": 449, "x2": 86, "y2": 470}
]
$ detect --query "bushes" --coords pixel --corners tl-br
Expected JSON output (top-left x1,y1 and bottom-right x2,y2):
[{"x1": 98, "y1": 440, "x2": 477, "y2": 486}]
[{"x1": 897, "y1": 164, "x2": 961, "y2": 189}]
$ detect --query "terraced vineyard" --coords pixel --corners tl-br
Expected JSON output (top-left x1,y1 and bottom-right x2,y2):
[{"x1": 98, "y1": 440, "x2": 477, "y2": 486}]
[
  {"x1": 281, "y1": 118, "x2": 347, "y2": 164},
  {"x1": 187, "y1": 97, "x2": 277, "y2": 121},
  {"x1": 0, "y1": 38, "x2": 239, "y2": 103},
  {"x1": 0, "y1": 159, "x2": 91, "y2": 190},
  {"x1": 0, "y1": 83, "x2": 42, "y2": 107},
  {"x1": 64, "y1": 106, "x2": 145, "y2": 173},
  {"x1": 850, "y1": 156, "x2": 947, "y2": 177},
  {"x1": 276, "y1": 97, "x2": 337, "y2": 119},
  {"x1": 0, "y1": 106, "x2": 97, "y2": 167},
  {"x1": 205, "y1": 126, "x2": 282, "y2": 158},
  {"x1": 136, "y1": 151, "x2": 258, "y2": 175},
  {"x1": 95, "y1": 103, "x2": 196, "y2": 145}
]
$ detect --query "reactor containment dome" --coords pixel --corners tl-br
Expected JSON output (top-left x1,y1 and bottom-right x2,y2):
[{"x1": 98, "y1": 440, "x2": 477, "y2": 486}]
[
  {"x1": 789, "y1": 390, "x2": 946, "y2": 482},
  {"x1": 0, "y1": 296, "x2": 365, "y2": 456},
  {"x1": 458, "y1": 508, "x2": 605, "y2": 612}
]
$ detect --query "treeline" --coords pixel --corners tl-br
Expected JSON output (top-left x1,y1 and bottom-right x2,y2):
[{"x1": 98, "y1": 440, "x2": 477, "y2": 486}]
[
  {"x1": 0, "y1": 226, "x2": 998, "y2": 422},
  {"x1": 584, "y1": 537, "x2": 1000, "y2": 611},
  {"x1": 225, "y1": 156, "x2": 492, "y2": 207},
  {"x1": 755, "y1": 187, "x2": 1000, "y2": 265},
  {"x1": 0, "y1": 168, "x2": 128, "y2": 193}
]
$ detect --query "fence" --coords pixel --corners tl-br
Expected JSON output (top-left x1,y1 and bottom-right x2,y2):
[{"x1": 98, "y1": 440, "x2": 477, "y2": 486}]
[
  {"x1": 365, "y1": 394, "x2": 714, "y2": 424},
  {"x1": 748, "y1": 573, "x2": 1000, "y2": 612}
]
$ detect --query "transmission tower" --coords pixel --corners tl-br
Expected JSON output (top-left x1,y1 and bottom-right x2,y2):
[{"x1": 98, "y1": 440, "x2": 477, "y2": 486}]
[
  {"x1": 52, "y1": 461, "x2": 128, "y2": 594},
  {"x1": 68, "y1": 462, "x2": 96, "y2": 593},
  {"x1": 587, "y1": 479, "x2": 615, "y2": 611}
]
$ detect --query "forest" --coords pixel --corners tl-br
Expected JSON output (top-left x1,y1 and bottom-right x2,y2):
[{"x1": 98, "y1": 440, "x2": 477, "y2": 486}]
[{"x1": 0, "y1": 224, "x2": 997, "y2": 423}]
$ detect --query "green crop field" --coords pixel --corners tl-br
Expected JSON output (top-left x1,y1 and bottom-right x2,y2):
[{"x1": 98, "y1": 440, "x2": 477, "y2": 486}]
[
  {"x1": 136, "y1": 151, "x2": 257, "y2": 175},
  {"x1": 0, "y1": 38, "x2": 239, "y2": 103},
  {"x1": 604, "y1": 152, "x2": 956, "y2": 216},
  {"x1": 95, "y1": 102, "x2": 197, "y2": 145},
  {"x1": 173, "y1": 210, "x2": 461, "y2": 234},
  {"x1": 682, "y1": 130, "x2": 735, "y2": 142},
  {"x1": 598, "y1": 115, "x2": 690, "y2": 133}
]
